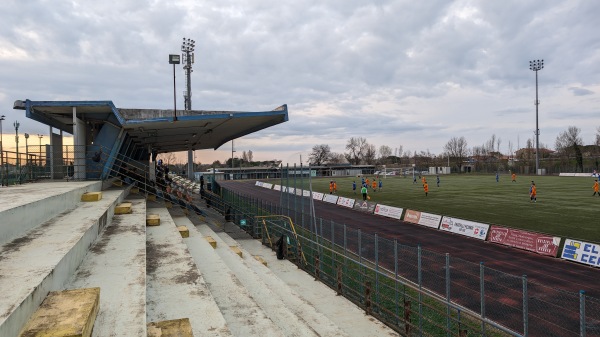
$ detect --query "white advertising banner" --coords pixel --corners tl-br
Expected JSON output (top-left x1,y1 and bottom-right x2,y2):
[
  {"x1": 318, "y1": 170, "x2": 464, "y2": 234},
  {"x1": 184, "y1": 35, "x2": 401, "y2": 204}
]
[
  {"x1": 255, "y1": 181, "x2": 261, "y2": 186},
  {"x1": 303, "y1": 190, "x2": 311, "y2": 197},
  {"x1": 561, "y1": 239, "x2": 600, "y2": 267},
  {"x1": 273, "y1": 185, "x2": 281, "y2": 191},
  {"x1": 374, "y1": 204, "x2": 403, "y2": 220},
  {"x1": 287, "y1": 187, "x2": 295, "y2": 194},
  {"x1": 312, "y1": 192, "x2": 324, "y2": 201},
  {"x1": 439, "y1": 216, "x2": 489, "y2": 240},
  {"x1": 336, "y1": 196, "x2": 356, "y2": 208},
  {"x1": 263, "y1": 183, "x2": 273, "y2": 189},
  {"x1": 322, "y1": 194, "x2": 339, "y2": 204},
  {"x1": 403, "y1": 210, "x2": 442, "y2": 229},
  {"x1": 295, "y1": 189, "x2": 304, "y2": 196}
]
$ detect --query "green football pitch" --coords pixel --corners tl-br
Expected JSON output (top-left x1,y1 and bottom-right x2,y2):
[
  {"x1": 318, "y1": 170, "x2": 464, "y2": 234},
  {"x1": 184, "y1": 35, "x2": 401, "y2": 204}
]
[{"x1": 275, "y1": 174, "x2": 599, "y2": 243}]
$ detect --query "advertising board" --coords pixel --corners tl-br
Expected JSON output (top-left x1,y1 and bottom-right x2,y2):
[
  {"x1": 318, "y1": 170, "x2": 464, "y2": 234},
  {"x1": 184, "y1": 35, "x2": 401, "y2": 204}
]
[
  {"x1": 273, "y1": 185, "x2": 281, "y2": 191},
  {"x1": 312, "y1": 192, "x2": 324, "y2": 201},
  {"x1": 488, "y1": 226, "x2": 560, "y2": 257},
  {"x1": 439, "y1": 216, "x2": 489, "y2": 240},
  {"x1": 561, "y1": 239, "x2": 600, "y2": 267},
  {"x1": 303, "y1": 190, "x2": 311, "y2": 197},
  {"x1": 255, "y1": 181, "x2": 261, "y2": 186},
  {"x1": 353, "y1": 200, "x2": 377, "y2": 214},
  {"x1": 287, "y1": 187, "x2": 295, "y2": 194},
  {"x1": 336, "y1": 196, "x2": 356, "y2": 208},
  {"x1": 373, "y1": 204, "x2": 403, "y2": 220},
  {"x1": 403, "y1": 210, "x2": 442, "y2": 229},
  {"x1": 322, "y1": 194, "x2": 339, "y2": 204},
  {"x1": 262, "y1": 183, "x2": 273, "y2": 189}
]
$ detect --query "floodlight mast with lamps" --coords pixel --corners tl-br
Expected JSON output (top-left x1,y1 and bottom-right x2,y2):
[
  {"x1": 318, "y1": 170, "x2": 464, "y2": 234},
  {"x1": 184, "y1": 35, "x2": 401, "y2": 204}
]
[
  {"x1": 168, "y1": 54, "x2": 181, "y2": 121},
  {"x1": 181, "y1": 38, "x2": 195, "y2": 111},
  {"x1": 529, "y1": 59, "x2": 544, "y2": 175}
]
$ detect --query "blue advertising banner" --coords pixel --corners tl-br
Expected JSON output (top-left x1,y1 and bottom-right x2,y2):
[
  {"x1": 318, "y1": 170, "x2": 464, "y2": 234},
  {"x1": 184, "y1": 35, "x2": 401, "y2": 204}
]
[{"x1": 561, "y1": 239, "x2": 600, "y2": 267}]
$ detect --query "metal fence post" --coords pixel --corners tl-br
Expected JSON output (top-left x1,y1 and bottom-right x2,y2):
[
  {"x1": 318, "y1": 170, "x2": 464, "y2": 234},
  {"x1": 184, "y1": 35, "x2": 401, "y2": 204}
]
[
  {"x1": 418, "y1": 244, "x2": 422, "y2": 336},
  {"x1": 375, "y1": 233, "x2": 379, "y2": 311},
  {"x1": 580, "y1": 290, "x2": 586, "y2": 337},
  {"x1": 480, "y1": 262, "x2": 486, "y2": 335},
  {"x1": 343, "y1": 224, "x2": 347, "y2": 278},
  {"x1": 523, "y1": 275, "x2": 528, "y2": 337},
  {"x1": 358, "y1": 229, "x2": 363, "y2": 298},
  {"x1": 446, "y1": 253, "x2": 451, "y2": 337},
  {"x1": 395, "y1": 239, "x2": 399, "y2": 327},
  {"x1": 331, "y1": 220, "x2": 335, "y2": 274}
]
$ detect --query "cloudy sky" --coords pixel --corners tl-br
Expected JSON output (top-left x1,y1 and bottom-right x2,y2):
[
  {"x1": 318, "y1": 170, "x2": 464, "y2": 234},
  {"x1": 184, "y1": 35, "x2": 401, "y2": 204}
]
[{"x1": 1, "y1": 0, "x2": 599, "y2": 165}]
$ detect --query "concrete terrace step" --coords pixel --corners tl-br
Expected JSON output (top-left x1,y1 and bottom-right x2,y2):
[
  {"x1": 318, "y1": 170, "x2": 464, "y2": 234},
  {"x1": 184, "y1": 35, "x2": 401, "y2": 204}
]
[
  {"x1": 0, "y1": 181, "x2": 103, "y2": 246},
  {"x1": 177, "y1": 218, "x2": 284, "y2": 337},
  {"x1": 219, "y1": 222, "x2": 397, "y2": 337},
  {"x1": 145, "y1": 208, "x2": 231, "y2": 337},
  {"x1": 186, "y1": 216, "x2": 344, "y2": 337},
  {"x1": 65, "y1": 197, "x2": 147, "y2": 337},
  {"x1": 197, "y1": 221, "x2": 352, "y2": 337},
  {"x1": 0, "y1": 189, "x2": 126, "y2": 337}
]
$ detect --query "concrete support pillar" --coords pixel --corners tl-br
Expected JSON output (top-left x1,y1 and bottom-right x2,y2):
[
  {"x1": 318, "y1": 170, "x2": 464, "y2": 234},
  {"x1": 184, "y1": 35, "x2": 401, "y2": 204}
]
[{"x1": 187, "y1": 149, "x2": 194, "y2": 180}]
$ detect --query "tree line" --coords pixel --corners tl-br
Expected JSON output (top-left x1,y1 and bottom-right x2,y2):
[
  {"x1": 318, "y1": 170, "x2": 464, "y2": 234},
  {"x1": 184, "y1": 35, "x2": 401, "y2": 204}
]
[{"x1": 309, "y1": 126, "x2": 600, "y2": 173}]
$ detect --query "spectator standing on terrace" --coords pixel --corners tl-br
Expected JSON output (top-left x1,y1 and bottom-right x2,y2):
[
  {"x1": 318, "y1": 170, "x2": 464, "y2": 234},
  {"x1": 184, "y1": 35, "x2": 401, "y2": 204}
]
[
  {"x1": 361, "y1": 185, "x2": 368, "y2": 201},
  {"x1": 530, "y1": 181, "x2": 537, "y2": 202},
  {"x1": 200, "y1": 175, "x2": 205, "y2": 190},
  {"x1": 593, "y1": 179, "x2": 599, "y2": 196},
  {"x1": 352, "y1": 181, "x2": 356, "y2": 194},
  {"x1": 423, "y1": 182, "x2": 429, "y2": 196}
]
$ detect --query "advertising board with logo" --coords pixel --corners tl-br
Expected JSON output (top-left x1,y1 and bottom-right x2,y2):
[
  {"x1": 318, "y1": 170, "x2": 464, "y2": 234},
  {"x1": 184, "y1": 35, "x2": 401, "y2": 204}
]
[
  {"x1": 287, "y1": 187, "x2": 295, "y2": 194},
  {"x1": 561, "y1": 239, "x2": 600, "y2": 267},
  {"x1": 322, "y1": 194, "x2": 339, "y2": 204},
  {"x1": 273, "y1": 185, "x2": 282, "y2": 191},
  {"x1": 403, "y1": 210, "x2": 442, "y2": 229},
  {"x1": 262, "y1": 183, "x2": 273, "y2": 189},
  {"x1": 312, "y1": 192, "x2": 324, "y2": 201},
  {"x1": 336, "y1": 196, "x2": 356, "y2": 208},
  {"x1": 353, "y1": 200, "x2": 377, "y2": 214},
  {"x1": 439, "y1": 216, "x2": 489, "y2": 240},
  {"x1": 303, "y1": 190, "x2": 311, "y2": 197},
  {"x1": 255, "y1": 181, "x2": 261, "y2": 186},
  {"x1": 374, "y1": 204, "x2": 403, "y2": 220},
  {"x1": 488, "y1": 226, "x2": 560, "y2": 257}
]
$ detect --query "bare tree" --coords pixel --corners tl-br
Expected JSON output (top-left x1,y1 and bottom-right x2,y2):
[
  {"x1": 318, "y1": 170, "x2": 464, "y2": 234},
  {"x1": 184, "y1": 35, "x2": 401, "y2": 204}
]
[
  {"x1": 496, "y1": 138, "x2": 502, "y2": 156},
  {"x1": 363, "y1": 144, "x2": 377, "y2": 164},
  {"x1": 247, "y1": 150, "x2": 253, "y2": 163},
  {"x1": 328, "y1": 152, "x2": 347, "y2": 164},
  {"x1": 508, "y1": 140, "x2": 514, "y2": 158},
  {"x1": 309, "y1": 144, "x2": 332, "y2": 166},
  {"x1": 596, "y1": 126, "x2": 600, "y2": 146},
  {"x1": 378, "y1": 145, "x2": 392, "y2": 163},
  {"x1": 345, "y1": 137, "x2": 368, "y2": 165},
  {"x1": 241, "y1": 151, "x2": 249, "y2": 162},
  {"x1": 444, "y1": 136, "x2": 468, "y2": 172},
  {"x1": 555, "y1": 126, "x2": 584, "y2": 172}
]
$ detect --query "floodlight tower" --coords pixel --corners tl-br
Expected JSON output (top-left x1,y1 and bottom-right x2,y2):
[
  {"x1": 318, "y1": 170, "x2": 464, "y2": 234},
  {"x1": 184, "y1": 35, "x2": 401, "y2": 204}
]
[
  {"x1": 529, "y1": 59, "x2": 544, "y2": 175},
  {"x1": 181, "y1": 38, "x2": 195, "y2": 110}
]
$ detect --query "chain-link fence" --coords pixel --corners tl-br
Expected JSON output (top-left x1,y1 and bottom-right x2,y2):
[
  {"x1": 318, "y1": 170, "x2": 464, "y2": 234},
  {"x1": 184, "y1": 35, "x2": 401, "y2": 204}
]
[{"x1": 214, "y1": 181, "x2": 600, "y2": 337}]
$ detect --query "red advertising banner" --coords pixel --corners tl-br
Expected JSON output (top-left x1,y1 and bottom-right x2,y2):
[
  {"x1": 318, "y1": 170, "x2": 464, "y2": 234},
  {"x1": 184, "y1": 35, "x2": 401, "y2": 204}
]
[{"x1": 488, "y1": 226, "x2": 561, "y2": 257}]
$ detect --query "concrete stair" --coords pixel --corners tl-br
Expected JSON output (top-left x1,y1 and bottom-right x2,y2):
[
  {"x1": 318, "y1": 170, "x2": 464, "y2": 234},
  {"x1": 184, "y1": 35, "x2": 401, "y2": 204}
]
[
  {"x1": 0, "y1": 186, "x2": 127, "y2": 337},
  {"x1": 175, "y1": 214, "x2": 356, "y2": 337},
  {"x1": 65, "y1": 197, "x2": 148, "y2": 337},
  {"x1": 145, "y1": 207, "x2": 232, "y2": 337}
]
